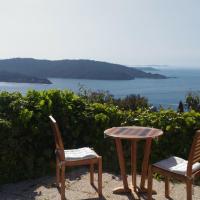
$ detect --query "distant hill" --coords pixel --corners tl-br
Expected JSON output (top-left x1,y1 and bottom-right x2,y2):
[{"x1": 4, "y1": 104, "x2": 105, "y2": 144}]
[
  {"x1": 0, "y1": 71, "x2": 51, "y2": 84},
  {"x1": 135, "y1": 67, "x2": 159, "y2": 71},
  {"x1": 0, "y1": 58, "x2": 167, "y2": 80}
]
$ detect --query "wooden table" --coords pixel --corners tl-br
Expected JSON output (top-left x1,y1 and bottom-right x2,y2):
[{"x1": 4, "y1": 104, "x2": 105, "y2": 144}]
[{"x1": 104, "y1": 126, "x2": 163, "y2": 194}]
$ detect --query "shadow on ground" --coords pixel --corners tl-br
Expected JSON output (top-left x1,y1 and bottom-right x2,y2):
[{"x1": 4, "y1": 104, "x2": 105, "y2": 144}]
[
  {"x1": 0, "y1": 167, "x2": 90, "y2": 200},
  {"x1": 2, "y1": 167, "x2": 195, "y2": 200}
]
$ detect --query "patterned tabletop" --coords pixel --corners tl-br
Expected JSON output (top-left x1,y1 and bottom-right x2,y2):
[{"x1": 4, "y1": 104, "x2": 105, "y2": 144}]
[{"x1": 104, "y1": 126, "x2": 163, "y2": 139}]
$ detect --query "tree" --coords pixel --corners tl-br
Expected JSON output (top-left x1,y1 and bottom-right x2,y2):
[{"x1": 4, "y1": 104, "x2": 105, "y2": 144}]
[{"x1": 177, "y1": 101, "x2": 184, "y2": 113}]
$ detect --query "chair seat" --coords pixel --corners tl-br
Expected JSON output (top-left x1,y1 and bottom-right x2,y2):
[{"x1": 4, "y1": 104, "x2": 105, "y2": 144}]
[
  {"x1": 153, "y1": 156, "x2": 200, "y2": 175},
  {"x1": 64, "y1": 147, "x2": 98, "y2": 161}
]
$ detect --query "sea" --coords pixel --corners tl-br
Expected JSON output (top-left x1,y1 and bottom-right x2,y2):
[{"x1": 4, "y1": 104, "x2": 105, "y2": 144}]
[{"x1": 0, "y1": 68, "x2": 200, "y2": 110}]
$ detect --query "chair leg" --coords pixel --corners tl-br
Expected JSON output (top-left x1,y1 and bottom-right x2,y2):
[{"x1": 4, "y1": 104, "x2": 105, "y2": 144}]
[
  {"x1": 56, "y1": 157, "x2": 60, "y2": 187},
  {"x1": 98, "y1": 157, "x2": 102, "y2": 196},
  {"x1": 60, "y1": 165, "x2": 66, "y2": 200},
  {"x1": 147, "y1": 165, "x2": 153, "y2": 200},
  {"x1": 165, "y1": 176, "x2": 170, "y2": 198},
  {"x1": 186, "y1": 179, "x2": 192, "y2": 200},
  {"x1": 90, "y1": 164, "x2": 94, "y2": 185}
]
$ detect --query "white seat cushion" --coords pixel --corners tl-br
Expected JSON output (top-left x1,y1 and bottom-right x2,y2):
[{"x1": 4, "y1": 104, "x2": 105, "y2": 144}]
[
  {"x1": 64, "y1": 147, "x2": 98, "y2": 161},
  {"x1": 153, "y1": 156, "x2": 200, "y2": 175}
]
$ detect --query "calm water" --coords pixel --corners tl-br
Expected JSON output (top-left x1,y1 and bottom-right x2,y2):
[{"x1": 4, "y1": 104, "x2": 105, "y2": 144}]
[{"x1": 0, "y1": 68, "x2": 200, "y2": 109}]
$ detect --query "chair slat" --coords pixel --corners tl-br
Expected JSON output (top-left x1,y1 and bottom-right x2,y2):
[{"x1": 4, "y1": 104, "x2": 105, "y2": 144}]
[
  {"x1": 192, "y1": 135, "x2": 200, "y2": 164},
  {"x1": 196, "y1": 138, "x2": 200, "y2": 145},
  {"x1": 193, "y1": 149, "x2": 200, "y2": 157},
  {"x1": 195, "y1": 137, "x2": 200, "y2": 143},
  {"x1": 195, "y1": 144, "x2": 200, "y2": 151},
  {"x1": 193, "y1": 154, "x2": 200, "y2": 163},
  {"x1": 192, "y1": 157, "x2": 200, "y2": 164},
  {"x1": 194, "y1": 145, "x2": 200, "y2": 152}
]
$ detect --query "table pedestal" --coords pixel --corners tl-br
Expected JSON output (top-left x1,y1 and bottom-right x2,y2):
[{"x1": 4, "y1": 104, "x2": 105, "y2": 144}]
[
  {"x1": 140, "y1": 138, "x2": 152, "y2": 190},
  {"x1": 114, "y1": 138, "x2": 130, "y2": 193},
  {"x1": 114, "y1": 138, "x2": 153, "y2": 194}
]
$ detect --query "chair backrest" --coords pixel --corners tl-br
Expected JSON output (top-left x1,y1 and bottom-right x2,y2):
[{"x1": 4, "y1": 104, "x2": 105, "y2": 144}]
[
  {"x1": 187, "y1": 130, "x2": 200, "y2": 176},
  {"x1": 49, "y1": 115, "x2": 65, "y2": 161}
]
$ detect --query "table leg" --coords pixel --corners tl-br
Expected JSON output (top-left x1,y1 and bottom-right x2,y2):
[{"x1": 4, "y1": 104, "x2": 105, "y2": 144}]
[
  {"x1": 114, "y1": 138, "x2": 131, "y2": 193},
  {"x1": 140, "y1": 138, "x2": 152, "y2": 190},
  {"x1": 131, "y1": 140, "x2": 137, "y2": 192}
]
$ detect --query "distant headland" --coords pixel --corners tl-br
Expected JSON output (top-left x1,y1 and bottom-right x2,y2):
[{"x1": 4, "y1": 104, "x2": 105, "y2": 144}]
[
  {"x1": 0, "y1": 58, "x2": 168, "y2": 82},
  {"x1": 135, "y1": 67, "x2": 160, "y2": 71},
  {"x1": 0, "y1": 71, "x2": 51, "y2": 84}
]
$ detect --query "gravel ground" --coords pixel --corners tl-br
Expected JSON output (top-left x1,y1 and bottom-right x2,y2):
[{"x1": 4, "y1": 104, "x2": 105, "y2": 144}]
[{"x1": 0, "y1": 168, "x2": 200, "y2": 200}]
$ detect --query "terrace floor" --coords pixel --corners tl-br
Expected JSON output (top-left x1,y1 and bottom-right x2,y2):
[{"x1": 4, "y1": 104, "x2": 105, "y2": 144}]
[{"x1": 0, "y1": 168, "x2": 200, "y2": 200}]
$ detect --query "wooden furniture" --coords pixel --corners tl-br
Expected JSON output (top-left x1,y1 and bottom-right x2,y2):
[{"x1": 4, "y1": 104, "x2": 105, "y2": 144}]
[
  {"x1": 49, "y1": 115, "x2": 102, "y2": 200},
  {"x1": 148, "y1": 130, "x2": 200, "y2": 200},
  {"x1": 104, "y1": 126, "x2": 163, "y2": 194}
]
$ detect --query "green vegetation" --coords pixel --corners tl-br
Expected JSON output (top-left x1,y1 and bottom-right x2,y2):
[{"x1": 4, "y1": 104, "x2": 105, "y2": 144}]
[
  {"x1": 0, "y1": 89, "x2": 200, "y2": 184},
  {"x1": 78, "y1": 86, "x2": 150, "y2": 110},
  {"x1": 185, "y1": 91, "x2": 200, "y2": 111}
]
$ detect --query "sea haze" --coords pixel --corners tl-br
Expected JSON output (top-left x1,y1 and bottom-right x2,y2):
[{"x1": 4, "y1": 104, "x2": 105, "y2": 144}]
[{"x1": 0, "y1": 68, "x2": 199, "y2": 109}]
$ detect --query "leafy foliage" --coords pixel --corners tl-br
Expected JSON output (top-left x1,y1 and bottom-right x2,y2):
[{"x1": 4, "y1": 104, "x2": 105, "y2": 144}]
[
  {"x1": 0, "y1": 90, "x2": 200, "y2": 184},
  {"x1": 185, "y1": 92, "x2": 200, "y2": 111},
  {"x1": 113, "y1": 94, "x2": 149, "y2": 111},
  {"x1": 78, "y1": 86, "x2": 150, "y2": 111}
]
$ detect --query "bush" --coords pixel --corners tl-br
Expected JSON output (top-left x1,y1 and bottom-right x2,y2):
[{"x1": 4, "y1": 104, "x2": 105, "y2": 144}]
[
  {"x1": 78, "y1": 86, "x2": 150, "y2": 110},
  {"x1": 185, "y1": 92, "x2": 200, "y2": 111},
  {"x1": 113, "y1": 94, "x2": 149, "y2": 111},
  {"x1": 0, "y1": 90, "x2": 200, "y2": 184}
]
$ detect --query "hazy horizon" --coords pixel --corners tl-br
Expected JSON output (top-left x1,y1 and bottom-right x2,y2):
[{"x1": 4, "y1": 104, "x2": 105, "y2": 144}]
[{"x1": 1, "y1": 0, "x2": 200, "y2": 67}]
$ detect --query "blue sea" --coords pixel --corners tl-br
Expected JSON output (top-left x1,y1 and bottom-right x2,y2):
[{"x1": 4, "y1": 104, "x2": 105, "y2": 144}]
[{"x1": 0, "y1": 68, "x2": 200, "y2": 109}]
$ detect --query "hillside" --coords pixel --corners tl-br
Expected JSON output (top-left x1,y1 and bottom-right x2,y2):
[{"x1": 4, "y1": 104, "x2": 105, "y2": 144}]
[
  {"x1": 0, "y1": 58, "x2": 167, "y2": 80},
  {"x1": 0, "y1": 71, "x2": 51, "y2": 84},
  {"x1": 135, "y1": 67, "x2": 159, "y2": 71}
]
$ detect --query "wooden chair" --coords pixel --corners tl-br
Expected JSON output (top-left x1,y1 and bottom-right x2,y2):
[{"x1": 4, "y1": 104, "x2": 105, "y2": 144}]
[
  {"x1": 148, "y1": 130, "x2": 200, "y2": 200},
  {"x1": 49, "y1": 115, "x2": 102, "y2": 200}
]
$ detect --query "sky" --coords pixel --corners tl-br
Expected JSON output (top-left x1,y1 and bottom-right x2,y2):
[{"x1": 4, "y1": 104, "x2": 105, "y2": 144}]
[{"x1": 0, "y1": 0, "x2": 200, "y2": 67}]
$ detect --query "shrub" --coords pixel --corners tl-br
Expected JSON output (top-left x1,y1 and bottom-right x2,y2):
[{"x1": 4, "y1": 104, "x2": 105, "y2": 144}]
[
  {"x1": 0, "y1": 90, "x2": 200, "y2": 184},
  {"x1": 185, "y1": 91, "x2": 200, "y2": 111},
  {"x1": 113, "y1": 94, "x2": 149, "y2": 111},
  {"x1": 78, "y1": 86, "x2": 150, "y2": 111}
]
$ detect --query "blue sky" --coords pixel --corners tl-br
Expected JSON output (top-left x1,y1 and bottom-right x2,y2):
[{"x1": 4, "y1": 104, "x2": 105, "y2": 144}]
[{"x1": 0, "y1": 0, "x2": 200, "y2": 67}]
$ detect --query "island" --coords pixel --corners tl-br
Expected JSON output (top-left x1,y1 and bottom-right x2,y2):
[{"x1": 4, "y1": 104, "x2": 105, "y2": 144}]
[
  {"x1": 0, "y1": 58, "x2": 168, "y2": 81},
  {"x1": 135, "y1": 67, "x2": 160, "y2": 71},
  {"x1": 0, "y1": 71, "x2": 52, "y2": 84}
]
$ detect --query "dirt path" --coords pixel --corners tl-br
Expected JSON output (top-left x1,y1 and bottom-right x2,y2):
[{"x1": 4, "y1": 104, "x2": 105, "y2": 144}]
[{"x1": 0, "y1": 168, "x2": 200, "y2": 200}]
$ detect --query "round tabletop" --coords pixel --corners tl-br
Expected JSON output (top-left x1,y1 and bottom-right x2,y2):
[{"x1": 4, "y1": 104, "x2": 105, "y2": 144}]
[{"x1": 104, "y1": 126, "x2": 163, "y2": 139}]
